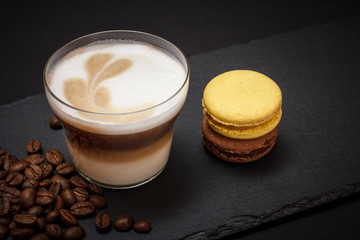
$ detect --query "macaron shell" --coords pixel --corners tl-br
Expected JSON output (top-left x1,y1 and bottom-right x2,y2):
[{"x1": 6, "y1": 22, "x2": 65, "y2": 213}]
[
  {"x1": 202, "y1": 118, "x2": 278, "y2": 163},
  {"x1": 202, "y1": 70, "x2": 282, "y2": 127}
]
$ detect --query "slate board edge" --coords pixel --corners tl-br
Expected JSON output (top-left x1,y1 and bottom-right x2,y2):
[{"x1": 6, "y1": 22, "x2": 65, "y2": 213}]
[{"x1": 181, "y1": 182, "x2": 360, "y2": 240}]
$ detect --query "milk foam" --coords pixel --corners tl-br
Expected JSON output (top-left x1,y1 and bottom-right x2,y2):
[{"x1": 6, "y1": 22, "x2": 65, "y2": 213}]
[{"x1": 46, "y1": 40, "x2": 188, "y2": 134}]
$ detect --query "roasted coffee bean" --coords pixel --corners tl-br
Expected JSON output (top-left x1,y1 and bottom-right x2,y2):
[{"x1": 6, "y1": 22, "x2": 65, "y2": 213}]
[
  {"x1": 89, "y1": 194, "x2": 107, "y2": 210},
  {"x1": 88, "y1": 183, "x2": 103, "y2": 195},
  {"x1": 7, "y1": 220, "x2": 17, "y2": 231},
  {"x1": 22, "y1": 153, "x2": 44, "y2": 165},
  {"x1": 70, "y1": 176, "x2": 88, "y2": 189},
  {"x1": 2, "y1": 186, "x2": 20, "y2": 204},
  {"x1": 6, "y1": 172, "x2": 24, "y2": 187},
  {"x1": 114, "y1": 214, "x2": 133, "y2": 232},
  {"x1": 25, "y1": 164, "x2": 42, "y2": 180},
  {"x1": 94, "y1": 212, "x2": 111, "y2": 232},
  {"x1": 39, "y1": 179, "x2": 52, "y2": 188},
  {"x1": 8, "y1": 161, "x2": 30, "y2": 173},
  {"x1": 51, "y1": 174, "x2": 71, "y2": 189},
  {"x1": 0, "y1": 197, "x2": 10, "y2": 216},
  {"x1": 133, "y1": 220, "x2": 152, "y2": 233},
  {"x1": 13, "y1": 213, "x2": 38, "y2": 227},
  {"x1": 27, "y1": 205, "x2": 44, "y2": 216},
  {"x1": 20, "y1": 187, "x2": 36, "y2": 209},
  {"x1": 61, "y1": 188, "x2": 77, "y2": 207},
  {"x1": 73, "y1": 187, "x2": 89, "y2": 202},
  {"x1": 49, "y1": 182, "x2": 62, "y2": 196},
  {"x1": 30, "y1": 233, "x2": 50, "y2": 240},
  {"x1": 0, "y1": 170, "x2": 8, "y2": 180},
  {"x1": 50, "y1": 116, "x2": 62, "y2": 130},
  {"x1": 26, "y1": 139, "x2": 41, "y2": 154},
  {"x1": 54, "y1": 195, "x2": 64, "y2": 211},
  {"x1": 45, "y1": 150, "x2": 64, "y2": 166},
  {"x1": 9, "y1": 204, "x2": 21, "y2": 215},
  {"x1": 55, "y1": 162, "x2": 75, "y2": 177},
  {"x1": 39, "y1": 163, "x2": 53, "y2": 179},
  {"x1": 36, "y1": 190, "x2": 54, "y2": 206},
  {"x1": 22, "y1": 178, "x2": 39, "y2": 189},
  {"x1": 0, "y1": 180, "x2": 6, "y2": 189},
  {"x1": 10, "y1": 228, "x2": 36, "y2": 240},
  {"x1": 0, "y1": 224, "x2": 8, "y2": 239},
  {"x1": 63, "y1": 226, "x2": 85, "y2": 240},
  {"x1": 36, "y1": 216, "x2": 46, "y2": 231},
  {"x1": 46, "y1": 210, "x2": 59, "y2": 223},
  {"x1": 38, "y1": 187, "x2": 48, "y2": 192},
  {"x1": 0, "y1": 215, "x2": 11, "y2": 225},
  {"x1": 59, "y1": 209, "x2": 78, "y2": 227},
  {"x1": 70, "y1": 201, "x2": 95, "y2": 217},
  {"x1": 2, "y1": 153, "x2": 19, "y2": 171},
  {"x1": 45, "y1": 223, "x2": 62, "y2": 240}
]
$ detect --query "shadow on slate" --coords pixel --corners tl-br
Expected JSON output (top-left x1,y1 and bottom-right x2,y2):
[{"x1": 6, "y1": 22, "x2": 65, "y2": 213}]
[{"x1": 1, "y1": 16, "x2": 360, "y2": 240}]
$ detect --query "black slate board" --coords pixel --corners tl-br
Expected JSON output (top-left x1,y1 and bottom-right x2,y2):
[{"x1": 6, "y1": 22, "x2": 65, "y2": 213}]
[{"x1": 1, "y1": 16, "x2": 360, "y2": 239}]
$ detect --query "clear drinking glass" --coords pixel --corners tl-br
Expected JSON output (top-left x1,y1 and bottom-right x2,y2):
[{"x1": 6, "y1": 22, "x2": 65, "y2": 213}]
[{"x1": 43, "y1": 30, "x2": 189, "y2": 189}]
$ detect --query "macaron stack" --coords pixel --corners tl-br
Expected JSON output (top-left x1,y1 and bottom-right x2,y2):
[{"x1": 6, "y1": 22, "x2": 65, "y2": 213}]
[{"x1": 201, "y1": 70, "x2": 282, "y2": 163}]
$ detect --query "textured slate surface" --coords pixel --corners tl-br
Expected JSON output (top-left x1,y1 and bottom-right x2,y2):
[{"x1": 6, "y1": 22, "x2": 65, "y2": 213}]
[{"x1": 1, "y1": 16, "x2": 360, "y2": 239}]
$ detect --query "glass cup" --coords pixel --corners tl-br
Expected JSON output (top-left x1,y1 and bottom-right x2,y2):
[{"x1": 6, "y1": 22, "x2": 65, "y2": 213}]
[{"x1": 43, "y1": 30, "x2": 189, "y2": 189}]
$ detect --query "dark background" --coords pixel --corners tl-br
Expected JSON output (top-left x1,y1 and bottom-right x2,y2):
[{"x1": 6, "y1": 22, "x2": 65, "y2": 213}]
[{"x1": 1, "y1": 1, "x2": 360, "y2": 239}]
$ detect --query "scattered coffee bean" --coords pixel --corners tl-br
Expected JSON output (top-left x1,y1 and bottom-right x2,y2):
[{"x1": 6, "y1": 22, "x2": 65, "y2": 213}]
[
  {"x1": 0, "y1": 197, "x2": 11, "y2": 216},
  {"x1": 88, "y1": 183, "x2": 103, "y2": 195},
  {"x1": 0, "y1": 224, "x2": 8, "y2": 239},
  {"x1": 133, "y1": 220, "x2": 152, "y2": 233},
  {"x1": 6, "y1": 172, "x2": 24, "y2": 187},
  {"x1": 70, "y1": 201, "x2": 95, "y2": 217},
  {"x1": 59, "y1": 209, "x2": 78, "y2": 227},
  {"x1": 54, "y1": 195, "x2": 64, "y2": 211},
  {"x1": 94, "y1": 212, "x2": 111, "y2": 232},
  {"x1": 7, "y1": 220, "x2": 17, "y2": 231},
  {"x1": 56, "y1": 162, "x2": 75, "y2": 177},
  {"x1": 49, "y1": 116, "x2": 62, "y2": 130},
  {"x1": 73, "y1": 187, "x2": 89, "y2": 202},
  {"x1": 63, "y1": 225, "x2": 85, "y2": 240},
  {"x1": 89, "y1": 194, "x2": 107, "y2": 210},
  {"x1": 30, "y1": 233, "x2": 50, "y2": 240},
  {"x1": 39, "y1": 179, "x2": 52, "y2": 188},
  {"x1": 36, "y1": 190, "x2": 54, "y2": 206},
  {"x1": 0, "y1": 170, "x2": 8, "y2": 180},
  {"x1": 36, "y1": 216, "x2": 46, "y2": 231},
  {"x1": 39, "y1": 163, "x2": 53, "y2": 179},
  {"x1": 26, "y1": 139, "x2": 41, "y2": 154},
  {"x1": 22, "y1": 178, "x2": 39, "y2": 189},
  {"x1": 26, "y1": 205, "x2": 44, "y2": 216},
  {"x1": 70, "y1": 176, "x2": 88, "y2": 189},
  {"x1": 2, "y1": 186, "x2": 21, "y2": 204},
  {"x1": 8, "y1": 161, "x2": 30, "y2": 173},
  {"x1": 49, "y1": 182, "x2": 62, "y2": 196},
  {"x1": 114, "y1": 214, "x2": 133, "y2": 232},
  {"x1": 61, "y1": 188, "x2": 77, "y2": 207},
  {"x1": 0, "y1": 215, "x2": 11, "y2": 225},
  {"x1": 45, "y1": 223, "x2": 62, "y2": 240},
  {"x1": 46, "y1": 209, "x2": 59, "y2": 223},
  {"x1": 24, "y1": 164, "x2": 42, "y2": 180},
  {"x1": 45, "y1": 150, "x2": 64, "y2": 166},
  {"x1": 10, "y1": 204, "x2": 21, "y2": 215},
  {"x1": 23, "y1": 153, "x2": 44, "y2": 165},
  {"x1": 51, "y1": 174, "x2": 70, "y2": 189},
  {"x1": 13, "y1": 213, "x2": 38, "y2": 227},
  {"x1": 2, "y1": 153, "x2": 19, "y2": 171},
  {"x1": 10, "y1": 227, "x2": 36, "y2": 240},
  {"x1": 20, "y1": 187, "x2": 36, "y2": 209}
]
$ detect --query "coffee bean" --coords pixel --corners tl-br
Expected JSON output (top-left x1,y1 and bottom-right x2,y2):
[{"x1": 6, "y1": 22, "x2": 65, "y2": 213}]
[
  {"x1": 45, "y1": 150, "x2": 64, "y2": 166},
  {"x1": 6, "y1": 172, "x2": 24, "y2": 187},
  {"x1": 0, "y1": 197, "x2": 10, "y2": 216},
  {"x1": 61, "y1": 188, "x2": 77, "y2": 207},
  {"x1": 63, "y1": 226, "x2": 85, "y2": 240},
  {"x1": 0, "y1": 170, "x2": 8, "y2": 180},
  {"x1": 22, "y1": 153, "x2": 44, "y2": 165},
  {"x1": 73, "y1": 187, "x2": 89, "y2": 202},
  {"x1": 39, "y1": 179, "x2": 52, "y2": 188},
  {"x1": 2, "y1": 186, "x2": 20, "y2": 204},
  {"x1": 88, "y1": 183, "x2": 103, "y2": 195},
  {"x1": 20, "y1": 187, "x2": 36, "y2": 209},
  {"x1": 49, "y1": 182, "x2": 62, "y2": 196},
  {"x1": 70, "y1": 201, "x2": 95, "y2": 217},
  {"x1": 36, "y1": 216, "x2": 46, "y2": 231},
  {"x1": 133, "y1": 220, "x2": 151, "y2": 233},
  {"x1": 51, "y1": 174, "x2": 71, "y2": 189},
  {"x1": 89, "y1": 194, "x2": 107, "y2": 210},
  {"x1": 70, "y1": 176, "x2": 88, "y2": 189},
  {"x1": 24, "y1": 164, "x2": 42, "y2": 180},
  {"x1": 114, "y1": 214, "x2": 133, "y2": 232},
  {"x1": 59, "y1": 209, "x2": 78, "y2": 227},
  {"x1": 94, "y1": 212, "x2": 111, "y2": 232},
  {"x1": 13, "y1": 213, "x2": 38, "y2": 227},
  {"x1": 55, "y1": 162, "x2": 75, "y2": 177},
  {"x1": 54, "y1": 195, "x2": 64, "y2": 211},
  {"x1": 9, "y1": 204, "x2": 21, "y2": 215},
  {"x1": 0, "y1": 215, "x2": 11, "y2": 225},
  {"x1": 50, "y1": 116, "x2": 62, "y2": 130},
  {"x1": 39, "y1": 163, "x2": 53, "y2": 179},
  {"x1": 7, "y1": 220, "x2": 17, "y2": 231},
  {"x1": 36, "y1": 190, "x2": 54, "y2": 206},
  {"x1": 22, "y1": 178, "x2": 39, "y2": 189},
  {"x1": 0, "y1": 224, "x2": 8, "y2": 239},
  {"x1": 10, "y1": 228, "x2": 36, "y2": 240},
  {"x1": 30, "y1": 233, "x2": 50, "y2": 240},
  {"x1": 45, "y1": 223, "x2": 62, "y2": 240},
  {"x1": 26, "y1": 139, "x2": 41, "y2": 154},
  {"x1": 26, "y1": 205, "x2": 44, "y2": 216},
  {"x1": 8, "y1": 161, "x2": 30, "y2": 173},
  {"x1": 0, "y1": 180, "x2": 6, "y2": 189},
  {"x1": 46, "y1": 210, "x2": 59, "y2": 224},
  {"x1": 2, "y1": 153, "x2": 19, "y2": 171}
]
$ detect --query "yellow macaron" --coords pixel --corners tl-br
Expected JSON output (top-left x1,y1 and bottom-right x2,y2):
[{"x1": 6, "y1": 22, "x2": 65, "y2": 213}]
[{"x1": 202, "y1": 70, "x2": 282, "y2": 139}]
